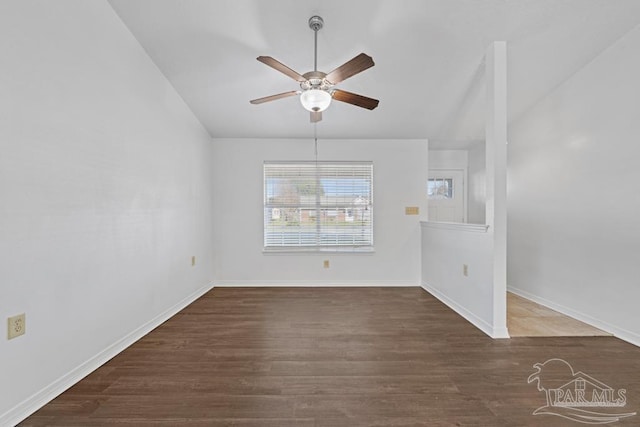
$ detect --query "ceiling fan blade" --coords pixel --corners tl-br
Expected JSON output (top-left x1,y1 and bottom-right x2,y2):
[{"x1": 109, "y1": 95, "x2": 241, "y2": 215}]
[
  {"x1": 250, "y1": 91, "x2": 299, "y2": 105},
  {"x1": 325, "y1": 53, "x2": 375, "y2": 85},
  {"x1": 332, "y1": 89, "x2": 379, "y2": 110},
  {"x1": 310, "y1": 111, "x2": 322, "y2": 123},
  {"x1": 257, "y1": 56, "x2": 307, "y2": 82}
]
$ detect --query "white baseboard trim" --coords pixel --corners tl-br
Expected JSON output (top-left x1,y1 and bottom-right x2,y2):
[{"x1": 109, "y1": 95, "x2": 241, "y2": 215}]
[
  {"x1": 491, "y1": 325, "x2": 510, "y2": 339},
  {"x1": 214, "y1": 280, "x2": 419, "y2": 287},
  {"x1": 421, "y1": 283, "x2": 508, "y2": 339},
  {"x1": 0, "y1": 282, "x2": 214, "y2": 427},
  {"x1": 508, "y1": 286, "x2": 640, "y2": 348}
]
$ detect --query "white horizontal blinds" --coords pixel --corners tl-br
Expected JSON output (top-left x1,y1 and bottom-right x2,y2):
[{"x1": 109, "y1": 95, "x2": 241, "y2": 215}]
[
  {"x1": 264, "y1": 163, "x2": 318, "y2": 247},
  {"x1": 264, "y1": 161, "x2": 373, "y2": 249},
  {"x1": 316, "y1": 163, "x2": 373, "y2": 247}
]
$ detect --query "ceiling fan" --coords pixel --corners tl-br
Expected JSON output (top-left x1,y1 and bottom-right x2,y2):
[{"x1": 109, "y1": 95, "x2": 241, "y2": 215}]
[{"x1": 250, "y1": 16, "x2": 379, "y2": 123}]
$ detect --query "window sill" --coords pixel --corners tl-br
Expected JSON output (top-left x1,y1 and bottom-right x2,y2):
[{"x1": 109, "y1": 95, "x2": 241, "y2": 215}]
[{"x1": 263, "y1": 247, "x2": 375, "y2": 254}]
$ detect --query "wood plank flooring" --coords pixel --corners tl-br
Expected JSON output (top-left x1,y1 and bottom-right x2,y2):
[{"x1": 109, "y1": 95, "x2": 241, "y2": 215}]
[
  {"x1": 507, "y1": 292, "x2": 611, "y2": 337},
  {"x1": 21, "y1": 287, "x2": 640, "y2": 426}
]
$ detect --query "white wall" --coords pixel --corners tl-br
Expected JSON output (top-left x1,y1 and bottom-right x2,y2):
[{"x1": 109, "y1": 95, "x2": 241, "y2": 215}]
[
  {"x1": 428, "y1": 150, "x2": 468, "y2": 170},
  {"x1": 0, "y1": 1, "x2": 214, "y2": 423},
  {"x1": 421, "y1": 222, "x2": 496, "y2": 335},
  {"x1": 467, "y1": 142, "x2": 486, "y2": 224},
  {"x1": 212, "y1": 138, "x2": 428, "y2": 286},
  {"x1": 508, "y1": 25, "x2": 640, "y2": 346}
]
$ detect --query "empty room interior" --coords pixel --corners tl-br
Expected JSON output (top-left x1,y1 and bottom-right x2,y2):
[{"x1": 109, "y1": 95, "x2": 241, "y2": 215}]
[{"x1": 2, "y1": 1, "x2": 640, "y2": 425}]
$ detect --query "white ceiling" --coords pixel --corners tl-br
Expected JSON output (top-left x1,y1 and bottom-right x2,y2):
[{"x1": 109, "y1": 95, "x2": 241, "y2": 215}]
[{"x1": 108, "y1": 0, "x2": 640, "y2": 141}]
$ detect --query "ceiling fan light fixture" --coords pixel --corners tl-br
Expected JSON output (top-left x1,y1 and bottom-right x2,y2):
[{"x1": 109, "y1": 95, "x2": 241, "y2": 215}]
[{"x1": 300, "y1": 89, "x2": 332, "y2": 112}]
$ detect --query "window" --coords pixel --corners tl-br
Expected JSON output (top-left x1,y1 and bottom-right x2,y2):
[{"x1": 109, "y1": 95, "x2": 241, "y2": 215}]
[
  {"x1": 264, "y1": 161, "x2": 373, "y2": 251},
  {"x1": 428, "y1": 178, "x2": 453, "y2": 199}
]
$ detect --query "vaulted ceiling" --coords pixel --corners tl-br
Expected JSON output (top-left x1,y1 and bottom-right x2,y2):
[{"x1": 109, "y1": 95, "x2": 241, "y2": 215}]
[{"x1": 108, "y1": 0, "x2": 640, "y2": 141}]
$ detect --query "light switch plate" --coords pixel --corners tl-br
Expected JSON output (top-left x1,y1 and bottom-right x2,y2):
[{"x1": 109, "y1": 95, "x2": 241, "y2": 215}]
[{"x1": 405, "y1": 206, "x2": 419, "y2": 215}]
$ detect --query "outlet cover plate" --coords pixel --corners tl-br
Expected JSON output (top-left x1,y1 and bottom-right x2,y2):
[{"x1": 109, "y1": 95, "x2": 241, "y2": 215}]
[{"x1": 8, "y1": 313, "x2": 26, "y2": 340}]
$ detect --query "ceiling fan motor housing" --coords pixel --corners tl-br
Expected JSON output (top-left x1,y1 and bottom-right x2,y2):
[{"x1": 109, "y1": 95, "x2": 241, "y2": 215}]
[{"x1": 300, "y1": 71, "x2": 331, "y2": 91}]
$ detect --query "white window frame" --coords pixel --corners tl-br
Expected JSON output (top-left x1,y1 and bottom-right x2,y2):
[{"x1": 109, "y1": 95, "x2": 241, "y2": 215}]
[{"x1": 263, "y1": 161, "x2": 374, "y2": 253}]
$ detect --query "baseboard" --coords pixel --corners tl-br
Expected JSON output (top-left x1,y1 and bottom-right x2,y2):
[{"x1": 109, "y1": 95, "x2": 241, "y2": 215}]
[
  {"x1": 491, "y1": 325, "x2": 510, "y2": 339},
  {"x1": 421, "y1": 283, "x2": 507, "y2": 339},
  {"x1": 0, "y1": 282, "x2": 214, "y2": 427},
  {"x1": 214, "y1": 280, "x2": 420, "y2": 287},
  {"x1": 508, "y1": 286, "x2": 640, "y2": 348}
]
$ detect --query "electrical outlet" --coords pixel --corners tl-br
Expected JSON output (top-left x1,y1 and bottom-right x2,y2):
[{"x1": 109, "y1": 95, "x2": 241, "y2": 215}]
[
  {"x1": 323, "y1": 260, "x2": 330, "y2": 268},
  {"x1": 8, "y1": 313, "x2": 26, "y2": 340},
  {"x1": 463, "y1": 264, "x2": 469, "y2": 277},
  {"x1": 191, "y1": 256, "x2": 196, "y2": 266}
]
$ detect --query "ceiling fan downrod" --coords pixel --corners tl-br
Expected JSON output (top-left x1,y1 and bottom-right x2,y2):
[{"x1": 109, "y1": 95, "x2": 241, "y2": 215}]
[{"x1": 308, "y1": 16, "x2": 324, "y2": 72}]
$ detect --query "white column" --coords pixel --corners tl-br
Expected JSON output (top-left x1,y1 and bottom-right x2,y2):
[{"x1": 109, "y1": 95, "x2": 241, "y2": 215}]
[{"x1": 485, "y1": 41, "x2": 509, "y2": 338}]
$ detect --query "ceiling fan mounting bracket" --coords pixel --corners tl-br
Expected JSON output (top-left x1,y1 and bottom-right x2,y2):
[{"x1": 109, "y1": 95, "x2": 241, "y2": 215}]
[{"x1": 308, "y1": 16, "x2": 324, "y2": 32}]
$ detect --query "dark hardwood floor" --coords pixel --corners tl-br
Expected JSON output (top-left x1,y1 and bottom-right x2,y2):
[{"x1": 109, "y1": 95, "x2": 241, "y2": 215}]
[{"x1": 21, "y1": 287, "x2": 640, "y2": 426}]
